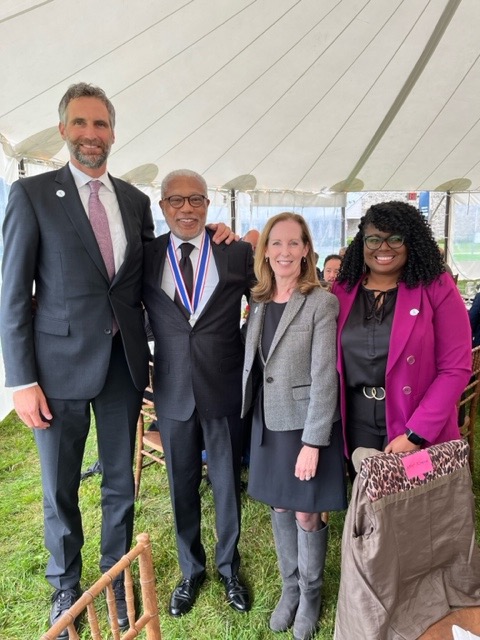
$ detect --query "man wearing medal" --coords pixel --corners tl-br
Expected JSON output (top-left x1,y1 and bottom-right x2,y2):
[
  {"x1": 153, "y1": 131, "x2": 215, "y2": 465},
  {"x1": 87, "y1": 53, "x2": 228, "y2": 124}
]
[{"x1": 143, "y1": 169, "x2": 255, "y2": 617}]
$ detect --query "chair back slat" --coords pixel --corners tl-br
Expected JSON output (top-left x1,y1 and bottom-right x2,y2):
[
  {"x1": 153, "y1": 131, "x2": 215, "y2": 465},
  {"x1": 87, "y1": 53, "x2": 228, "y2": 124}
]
[
  {"x1": 134, "y1": 363, "x2": 165, "y2": 498},
  {"x1": 86, "y1": 601, "x2": 102, "y2": 639},
  {"x1": 457, "y1": 346, "x2": 480, "y2": 473},
  {"x1": 40, "y1": 533, "x2": 161, "y2": 640}
]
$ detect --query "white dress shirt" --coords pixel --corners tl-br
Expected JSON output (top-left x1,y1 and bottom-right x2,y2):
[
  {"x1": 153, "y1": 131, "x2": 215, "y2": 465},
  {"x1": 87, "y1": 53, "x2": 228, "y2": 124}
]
[
  {"x1": 69, "y1": 162, "x2": 127, "y2": 272},
  {"x1": 161, "y1": 230, "x2": 219, "y2": 324}
]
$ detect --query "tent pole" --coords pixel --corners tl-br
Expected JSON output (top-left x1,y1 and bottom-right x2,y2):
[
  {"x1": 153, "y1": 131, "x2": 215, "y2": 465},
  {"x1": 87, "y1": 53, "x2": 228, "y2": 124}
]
[
  {"x1": 341, "y1": 204, "x2": 346, "y2": 248},
  {"x1": 229, "y1": 188, "x2": 236, "y2": 234},
  {"x1": 443, "y1": 191, "x2": 451, "y2": 263}
]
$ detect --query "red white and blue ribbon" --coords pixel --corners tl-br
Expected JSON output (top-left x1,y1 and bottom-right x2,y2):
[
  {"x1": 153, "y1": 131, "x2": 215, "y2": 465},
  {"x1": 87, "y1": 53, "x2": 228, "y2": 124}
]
[{"x1": 167, "y1": 232, "x2": 211, "y2": 316}]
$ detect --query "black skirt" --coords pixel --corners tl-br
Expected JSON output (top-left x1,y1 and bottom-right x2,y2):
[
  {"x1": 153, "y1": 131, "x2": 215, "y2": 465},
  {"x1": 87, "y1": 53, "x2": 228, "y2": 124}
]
[{"x1": 247, "y1": 388, "x2": 347, "y2": 513}]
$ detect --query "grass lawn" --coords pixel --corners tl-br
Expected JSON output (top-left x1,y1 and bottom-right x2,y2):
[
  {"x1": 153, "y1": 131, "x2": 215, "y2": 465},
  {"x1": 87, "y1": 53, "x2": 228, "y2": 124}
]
[{"x1": 0, "y1": 410, "x2": 479, "y2": 639}]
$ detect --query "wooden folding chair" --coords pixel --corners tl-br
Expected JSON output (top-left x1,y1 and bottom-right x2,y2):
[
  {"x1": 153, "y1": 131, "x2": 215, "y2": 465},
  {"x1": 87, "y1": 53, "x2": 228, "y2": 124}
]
[
  {"x1": 458, "y1": 345, "x2": 480, "y2": 473},
  {"x1": 134, "y1": 363, "x2": 165, "y2": 499},
  {"x1": 40, "y1": 532, "x2": 161, "y2": 640}
]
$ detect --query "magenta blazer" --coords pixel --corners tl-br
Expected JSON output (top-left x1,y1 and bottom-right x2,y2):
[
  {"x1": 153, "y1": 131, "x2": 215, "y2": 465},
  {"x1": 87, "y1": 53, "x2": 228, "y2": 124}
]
[{"x1": 333, "y1": 273, "x2": 472, "y2": 457}]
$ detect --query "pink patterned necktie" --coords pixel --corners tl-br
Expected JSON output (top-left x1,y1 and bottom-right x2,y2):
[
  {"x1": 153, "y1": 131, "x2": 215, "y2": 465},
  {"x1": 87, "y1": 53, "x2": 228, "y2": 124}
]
[{"x1": 88, "y1": 180, "x2": 115, "y2": 281}]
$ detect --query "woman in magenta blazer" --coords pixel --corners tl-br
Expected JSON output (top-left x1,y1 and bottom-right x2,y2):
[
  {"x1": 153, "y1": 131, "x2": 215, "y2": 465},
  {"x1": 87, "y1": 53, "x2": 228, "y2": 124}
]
[{"x1": 332, "y1": 201, "x2": 471, "y2": 476}]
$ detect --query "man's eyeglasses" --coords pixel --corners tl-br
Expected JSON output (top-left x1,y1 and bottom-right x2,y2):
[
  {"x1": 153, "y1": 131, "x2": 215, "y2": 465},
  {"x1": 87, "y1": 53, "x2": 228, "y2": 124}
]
[
  {"x1": 363, "y1": 234, "x2": 405, "y2": 250},
  {"x1": 163, "y1": 195, "x2": 207, "y2": 209}
]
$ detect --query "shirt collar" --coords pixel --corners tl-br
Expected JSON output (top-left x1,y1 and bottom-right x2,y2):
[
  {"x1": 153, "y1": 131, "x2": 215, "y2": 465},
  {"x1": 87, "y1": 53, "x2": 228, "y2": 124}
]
[
  {"x1": 68, "y1": 162, "x2": 113, "y2": 192},
  {"x1": 170, "y1": 230, "x2": 205, "y2": 251}
]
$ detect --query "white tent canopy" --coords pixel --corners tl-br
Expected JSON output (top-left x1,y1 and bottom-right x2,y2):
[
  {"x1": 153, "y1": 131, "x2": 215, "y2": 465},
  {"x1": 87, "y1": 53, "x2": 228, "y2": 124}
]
[{"x1": 2, "y1": 0, "x2": 480, "y2": 193}]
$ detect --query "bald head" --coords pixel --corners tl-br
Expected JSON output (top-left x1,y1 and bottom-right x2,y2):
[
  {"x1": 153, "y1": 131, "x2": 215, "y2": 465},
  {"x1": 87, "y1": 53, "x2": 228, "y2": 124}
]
[{"x1": 243, "y1": 229, "x2": 260, "y2": 252}]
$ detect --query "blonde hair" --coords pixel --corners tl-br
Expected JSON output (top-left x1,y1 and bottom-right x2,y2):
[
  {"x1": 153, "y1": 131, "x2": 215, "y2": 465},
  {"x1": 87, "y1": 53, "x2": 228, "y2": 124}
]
[{"x1": 252, "y1": 212, "x2": 320, "y2": 302}]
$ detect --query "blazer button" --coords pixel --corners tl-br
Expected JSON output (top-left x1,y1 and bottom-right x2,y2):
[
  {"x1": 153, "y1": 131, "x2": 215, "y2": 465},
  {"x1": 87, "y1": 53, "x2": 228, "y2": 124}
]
[
  {"x1": 104, "y1": 328, "x2": 112, "y2": 335},
  {"x1": 266, "y1": 376, "x2": 274, "y2": 383},
  {"x1": 406, "y1": 355, "x2": 415, "y2": 364},
  {"x1": 402, "y1": 385, "x2": 412, "y2": 395}
]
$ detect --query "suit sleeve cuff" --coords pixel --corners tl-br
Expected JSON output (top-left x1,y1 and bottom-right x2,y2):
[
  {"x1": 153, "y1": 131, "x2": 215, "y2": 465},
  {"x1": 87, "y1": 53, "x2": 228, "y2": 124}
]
[{"x1": 8, "y1": 382, "x2": 38, "y2": 391}]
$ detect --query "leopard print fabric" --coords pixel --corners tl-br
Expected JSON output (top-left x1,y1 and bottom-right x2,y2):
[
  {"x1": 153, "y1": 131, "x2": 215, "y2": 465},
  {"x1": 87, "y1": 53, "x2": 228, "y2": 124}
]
[{"x1": 359, "y1": 439, "x2": 469, "y2": 503}]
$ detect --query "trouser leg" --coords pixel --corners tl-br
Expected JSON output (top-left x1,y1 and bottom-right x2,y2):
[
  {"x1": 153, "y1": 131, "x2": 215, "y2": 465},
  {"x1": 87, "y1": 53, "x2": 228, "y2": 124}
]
[
  {"x1": 93, "y1": 335, "x2": 142, "y2": 572},
  {"x1": 200, "y1": 414, "x2": 242, "y2": 577},
  {"x1": 158, "y1": 412, "x2": 206, "y2": 578},
  {"x1": 34, "y1": 398, "x2": 91, "y2": 589}
]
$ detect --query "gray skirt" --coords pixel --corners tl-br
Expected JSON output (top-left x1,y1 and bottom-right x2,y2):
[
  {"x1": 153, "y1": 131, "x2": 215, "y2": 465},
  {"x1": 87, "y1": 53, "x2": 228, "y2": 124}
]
[{"x1": 247, "y1": 389, "x2": 347, "y2": 513}]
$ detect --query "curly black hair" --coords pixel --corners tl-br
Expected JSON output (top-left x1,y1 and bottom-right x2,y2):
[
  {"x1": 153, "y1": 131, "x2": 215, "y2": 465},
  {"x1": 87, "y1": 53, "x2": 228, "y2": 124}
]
[{"x1": 337, "y1": 201, "x2": 445, "y2": 291}]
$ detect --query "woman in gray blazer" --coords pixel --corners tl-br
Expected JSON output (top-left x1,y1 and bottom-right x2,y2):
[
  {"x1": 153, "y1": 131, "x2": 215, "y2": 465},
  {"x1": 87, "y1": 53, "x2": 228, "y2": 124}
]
[{"x1": 242, "y1": 213, "x2": 346, "y2": 640}]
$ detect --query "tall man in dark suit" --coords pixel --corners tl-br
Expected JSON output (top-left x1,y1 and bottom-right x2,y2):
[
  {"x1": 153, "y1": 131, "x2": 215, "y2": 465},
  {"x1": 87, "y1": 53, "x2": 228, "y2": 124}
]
[
  {"x1": 1, "y1": 86, "x2": 231, "y2": 637},
  {"x1": 143, "y1": 169, "x2": 255, "y2": 617},
  {"x1": 0, "y1": 83, "x2": 155, "y2": 635}
]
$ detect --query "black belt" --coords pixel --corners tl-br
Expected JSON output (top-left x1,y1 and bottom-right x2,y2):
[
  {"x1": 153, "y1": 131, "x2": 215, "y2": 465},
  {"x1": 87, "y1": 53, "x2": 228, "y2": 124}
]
[{"x1": 359, "y1": 386, "x2": 386, "y2": 401}]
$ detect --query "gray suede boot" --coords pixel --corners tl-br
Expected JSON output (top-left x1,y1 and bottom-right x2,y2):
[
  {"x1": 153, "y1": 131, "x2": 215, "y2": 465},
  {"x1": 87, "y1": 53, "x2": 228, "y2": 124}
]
[
  {"x1": 269, "y1": 509, "x2": 300, "y2": 632},
  {"x1": 293, "y1": 522, "x2": 328, "y2": 640}
]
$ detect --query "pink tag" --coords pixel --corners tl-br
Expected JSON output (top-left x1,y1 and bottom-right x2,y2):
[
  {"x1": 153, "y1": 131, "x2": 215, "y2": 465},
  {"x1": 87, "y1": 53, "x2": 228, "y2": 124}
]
[{"x1": 402, "y1": 450, "x2": 433, "y2": 480}]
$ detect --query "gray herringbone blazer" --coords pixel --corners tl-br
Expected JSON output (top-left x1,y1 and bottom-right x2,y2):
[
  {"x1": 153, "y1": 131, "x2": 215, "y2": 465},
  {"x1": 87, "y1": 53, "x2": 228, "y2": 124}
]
[{"x1": 241, "y1": 287, "x2": 339, "y2": 446}]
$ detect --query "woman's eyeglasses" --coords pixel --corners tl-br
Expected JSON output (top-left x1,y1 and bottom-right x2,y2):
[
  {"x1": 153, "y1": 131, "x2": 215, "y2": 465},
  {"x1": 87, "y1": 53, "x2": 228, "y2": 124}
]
[{"x1": 363, "y1": 234, "x2": 405, "y2": 250}]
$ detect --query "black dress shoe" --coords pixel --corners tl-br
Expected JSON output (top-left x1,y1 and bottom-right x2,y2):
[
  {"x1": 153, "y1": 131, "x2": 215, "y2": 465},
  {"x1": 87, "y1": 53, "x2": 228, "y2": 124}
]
[
  {"x1": 111, "y1": 578, "x2": 129, "y2": 630},
  {"x1": 169, "y1": 572, "x2": 206, "y2": 617},
  {"x1": 50, "y1": 585, "x2": 82, "y2": 639},
  {"x1": 220, "y1": 574, "x2": 251, "y2": 612}
]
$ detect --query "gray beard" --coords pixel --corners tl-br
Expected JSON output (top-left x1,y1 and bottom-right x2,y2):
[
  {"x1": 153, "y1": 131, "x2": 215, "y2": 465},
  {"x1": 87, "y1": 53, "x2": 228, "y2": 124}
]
[{"x1": 67, "y1": 139, "x2": 110, "y2": 169}]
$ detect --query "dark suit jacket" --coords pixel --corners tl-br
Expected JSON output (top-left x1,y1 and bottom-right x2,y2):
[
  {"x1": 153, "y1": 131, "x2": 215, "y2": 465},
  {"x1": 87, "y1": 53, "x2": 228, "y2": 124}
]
[
  {"x1": 143, "y1": 231, "x2": 254, "y2": 421},
  {"x1": 0, "y1": 164, "x2": 155, "y2": 398}
]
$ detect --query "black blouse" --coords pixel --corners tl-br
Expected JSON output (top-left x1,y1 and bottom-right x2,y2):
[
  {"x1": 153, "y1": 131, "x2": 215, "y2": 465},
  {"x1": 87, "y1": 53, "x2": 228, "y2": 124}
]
[
  {"x1": 341, "y1": 284, "x2": 398, "y2": 388},
  {"x1": 260, "y1": 301, "x2": 287, "y2": 363}
]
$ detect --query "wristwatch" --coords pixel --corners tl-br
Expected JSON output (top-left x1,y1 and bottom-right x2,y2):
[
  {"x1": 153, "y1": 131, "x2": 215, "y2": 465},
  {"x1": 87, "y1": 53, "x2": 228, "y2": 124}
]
[{"x1": 405, "y1": 429, "x2": 425, "y2": 445}]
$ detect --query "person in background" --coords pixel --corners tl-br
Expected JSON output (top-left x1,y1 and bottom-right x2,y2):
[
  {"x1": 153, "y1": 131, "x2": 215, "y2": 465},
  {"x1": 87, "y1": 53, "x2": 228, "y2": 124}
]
[
  {"x1": 437, "y1": 245, "x2": 454, "y2": 277},
  {"x1": 314, "y1": 252, "x2": 322, "y2": 280},
  {"x1": 469, "y1": 290, "x2": 480, "y2": 346},
  {"x1": 338, "y1": 246, "x2": 348, "y2": 258},
  {"x1": 242, "y1": 228, "x2": 260, "y2": 253},
  {"x1": 0, "y1": 83, "x2": 231, "y2": 639},
  {"x1": 143, "y1": 169, "x2": 254, "y2": 618},
  {"x1": 242, "y1": 212, "x2": 347, "y2": 640},
  {"x1": 322, "y1": 254, "x2": 342, "y2": 284},
  {"x1": 333, "y1": 201, "x2": 471, "y2": 479}
]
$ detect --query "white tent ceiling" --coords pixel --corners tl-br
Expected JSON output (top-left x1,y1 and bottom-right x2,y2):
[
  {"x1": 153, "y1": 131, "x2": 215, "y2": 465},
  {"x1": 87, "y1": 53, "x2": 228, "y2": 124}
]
[{"x1": 1, "y1": 0, "x2": 480, "y2": 193}]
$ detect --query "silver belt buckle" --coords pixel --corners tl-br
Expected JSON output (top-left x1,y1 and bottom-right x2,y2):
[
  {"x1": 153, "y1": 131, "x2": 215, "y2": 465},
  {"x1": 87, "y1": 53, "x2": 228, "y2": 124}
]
[{"x1": 362, "y1": 386, "x2": 386, "y2": 401}]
